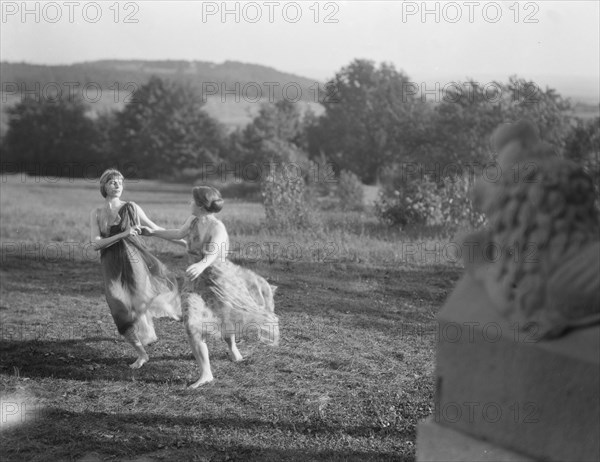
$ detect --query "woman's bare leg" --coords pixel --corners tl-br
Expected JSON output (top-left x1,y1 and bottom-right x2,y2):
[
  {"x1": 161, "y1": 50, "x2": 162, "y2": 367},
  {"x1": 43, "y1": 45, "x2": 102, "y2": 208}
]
[
  {"x1": 224, "y1": 334, "x2": 244, "y2": 362},
  {"x1": 188, "y1": 330, "x2": 214, "y2": 388},
  {"x1": 123, "y1": 327, "x2": 149, "y2": 369}
]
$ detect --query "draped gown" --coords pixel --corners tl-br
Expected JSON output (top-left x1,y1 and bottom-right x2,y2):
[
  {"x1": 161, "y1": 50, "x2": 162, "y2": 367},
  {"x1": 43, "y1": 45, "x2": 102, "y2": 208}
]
[{"x1": 100, "y1": 202, "x2": 180, "y2": 344}]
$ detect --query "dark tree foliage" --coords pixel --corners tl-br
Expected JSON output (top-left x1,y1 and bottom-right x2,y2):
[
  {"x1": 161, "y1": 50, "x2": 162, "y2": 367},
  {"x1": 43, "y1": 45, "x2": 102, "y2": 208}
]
[
  {"x1": 3, "y1": 96, "x2": 100, "y2": 176},
  {"x1": 111, "y1": 76, "x2": 227, "y2": 178},
  {"x1": 564, "y1": 116, "x2": 600, "y2": 205},
  {"x1": 397, "y1": 76, "x2": 573, "y2": 171},
  {"x1": 307, "y1": 67, "x2": 574, "y2": 187},
  {"x1": 230, "y1": 99, "x2": 310, "y2": 167},
  {"x1": 306, "y1": 59, "x2": 417, "y2": 184},
  {"x1": 564, "y1": 117, "x2": 600, "y2": 167},
  {"x1": 1, "y1": 62, "x2": 583, "y2": 191}
]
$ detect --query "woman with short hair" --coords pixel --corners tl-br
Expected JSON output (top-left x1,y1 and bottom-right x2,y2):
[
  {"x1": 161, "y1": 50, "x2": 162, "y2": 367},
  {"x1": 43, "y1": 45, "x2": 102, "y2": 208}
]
[{"x1": 90, "y1": 168, "x2": 181, "y2": 368}]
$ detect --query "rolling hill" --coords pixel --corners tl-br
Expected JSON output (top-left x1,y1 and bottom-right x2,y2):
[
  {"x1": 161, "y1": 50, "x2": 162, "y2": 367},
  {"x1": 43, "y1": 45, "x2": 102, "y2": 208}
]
[
  {"x1": 1, "y1": 60, "x2": 597, "y2": 137},
  {"x1": 0, "y1": 60, "x2": 326, "y2": 134},
  {"x1": 0, "y1": 59, "x2": 322, "y2": 101}
]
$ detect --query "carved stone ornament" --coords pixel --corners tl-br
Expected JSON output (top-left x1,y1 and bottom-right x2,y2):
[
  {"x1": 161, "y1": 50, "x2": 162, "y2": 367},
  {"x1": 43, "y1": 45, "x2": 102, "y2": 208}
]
[{"x1": 463, "y1": 120, "x2": 600, "y2": 339}]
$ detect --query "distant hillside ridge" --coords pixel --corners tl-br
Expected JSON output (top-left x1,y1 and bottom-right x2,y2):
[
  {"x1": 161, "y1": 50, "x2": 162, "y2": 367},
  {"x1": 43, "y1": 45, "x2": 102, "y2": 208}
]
[{"x1": 0, "y1": 59, "x2": 325, "y2": 104}]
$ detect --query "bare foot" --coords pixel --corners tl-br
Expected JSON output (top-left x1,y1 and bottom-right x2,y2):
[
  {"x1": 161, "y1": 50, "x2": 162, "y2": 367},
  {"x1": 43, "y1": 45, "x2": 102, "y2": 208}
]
[
  {"x1": 224, "y1": 335, "x2": 244, "y2": 362},
  {"x1": 188, "y1": 373, "x2": 214, "y2": 388},
  {"x1": 129, "y1": 354, "x2": 149, "y2": 369},
  {"x1": 227, "y1": 350, "x2": 244, "y2": 362}
]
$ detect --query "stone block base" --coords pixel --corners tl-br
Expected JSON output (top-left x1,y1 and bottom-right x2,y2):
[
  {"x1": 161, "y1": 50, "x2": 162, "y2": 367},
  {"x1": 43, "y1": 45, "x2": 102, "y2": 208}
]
[{"x1": 417, "y1": 418, "x2": 534, "y2": 462}]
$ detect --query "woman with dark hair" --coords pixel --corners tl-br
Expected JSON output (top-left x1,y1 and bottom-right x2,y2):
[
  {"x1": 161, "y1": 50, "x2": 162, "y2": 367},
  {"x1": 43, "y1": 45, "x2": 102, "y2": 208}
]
[
  {"x1": 89, "y1": 169, "x2": 182, "y2": 368},
  {"x1": 144, "y1": 186, "x2": 279, "y2": 387}
]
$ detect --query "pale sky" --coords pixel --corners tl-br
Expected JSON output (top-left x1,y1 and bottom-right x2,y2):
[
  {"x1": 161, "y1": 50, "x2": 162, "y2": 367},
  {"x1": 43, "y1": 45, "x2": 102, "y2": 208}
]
[{"x1": 1, "y1": 1, "x2": 599, "y2": 99}]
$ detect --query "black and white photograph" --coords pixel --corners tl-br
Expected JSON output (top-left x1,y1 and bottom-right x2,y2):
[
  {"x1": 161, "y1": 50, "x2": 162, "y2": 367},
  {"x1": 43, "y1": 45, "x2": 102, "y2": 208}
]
[{"x1": 1, "y1": 1, "x2": 599, "y2": 460}]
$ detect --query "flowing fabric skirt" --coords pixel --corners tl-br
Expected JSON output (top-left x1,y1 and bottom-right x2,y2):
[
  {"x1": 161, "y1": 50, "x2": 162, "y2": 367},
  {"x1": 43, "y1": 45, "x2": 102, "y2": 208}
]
[
  {"x1": 182, "y1": 260, "x2": 279, "y2": 345},
  {"x1": 101, "y1": 205, "x2": 180, "y2": 345}
]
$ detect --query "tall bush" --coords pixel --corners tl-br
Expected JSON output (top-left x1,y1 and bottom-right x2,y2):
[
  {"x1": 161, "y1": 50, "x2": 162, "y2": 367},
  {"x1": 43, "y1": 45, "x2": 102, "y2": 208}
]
[
  {"x1": 374, "y1": 175, "x2": 486, "y2": 229},
  {"x1": 261, "y1": 162, "x2": 316, "y2": 231},
  {"x1": 337, "y1": 170, "x2": 364, "y2": 211}
]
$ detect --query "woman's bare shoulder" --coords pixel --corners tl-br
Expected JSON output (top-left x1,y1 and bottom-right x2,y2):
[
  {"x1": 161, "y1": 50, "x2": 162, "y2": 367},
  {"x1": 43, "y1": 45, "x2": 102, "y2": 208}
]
[
  {"x1": 211, "y1": 217, "x2": 227, "y2": 233},
  {"x1": 200, "y1": 217, "x2": 227, "y2": 238},
  {"x1": 211, "y1": 219, "x2": 228, "y2": 242}
]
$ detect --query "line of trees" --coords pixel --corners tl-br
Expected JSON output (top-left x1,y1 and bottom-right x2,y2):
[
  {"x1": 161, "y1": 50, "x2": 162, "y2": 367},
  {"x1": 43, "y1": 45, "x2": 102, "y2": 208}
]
[{"x1": 2, "y1": 59, "x2": 599, "y2": 187}]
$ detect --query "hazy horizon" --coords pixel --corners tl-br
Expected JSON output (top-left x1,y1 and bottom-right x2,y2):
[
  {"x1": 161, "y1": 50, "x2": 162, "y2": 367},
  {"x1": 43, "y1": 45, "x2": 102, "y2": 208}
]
[
  {"x1": 3, "y1": 58, "x2": 598, "y2": 105},
  {"x1": 1, "y1": 1, "x2": 599, "y2": 102}
]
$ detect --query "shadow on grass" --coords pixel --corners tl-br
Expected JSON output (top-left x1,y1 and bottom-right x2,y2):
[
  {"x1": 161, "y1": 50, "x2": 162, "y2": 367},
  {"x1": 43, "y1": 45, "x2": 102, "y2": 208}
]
[
  {"x1": 2, "y1": 254, "x2": 461, "y2": 344},
  {"x1": 1, "y1": 248, "x2": 462, "y2": 313},
  {"x1": 1, "y1": 408, "x2": 414, "y2": 462},
  {"x1": 0, "y1": 338, "x2": 192, "y2": 384},
  {"x1": 252, "y1": 261, "x2": 462, "y2": 323}
]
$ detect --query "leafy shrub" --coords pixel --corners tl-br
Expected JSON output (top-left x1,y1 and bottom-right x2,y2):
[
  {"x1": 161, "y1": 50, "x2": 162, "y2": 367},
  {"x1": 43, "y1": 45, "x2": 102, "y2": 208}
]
[
  {"x1": 564, "y1": 116, "x2": 600, "y2": 212},
  {"x1": 439, "y1": 175, "x2": 487, "y2": 229},
  {"x1": 374, "y1": 177, "x2": 440, "y2": 227},
  {"x1": 261, "y1": 162, "x2": 317, "y2": 231},
  {"x1": 305, "y1": 154, "x2": 337, "y2": 197},
  {"x1": 337, "y1": 170, "x2": 365, "y2": 211},
  {"x1": 374, "y1": 175, "x2": 486, "y2": 229}
]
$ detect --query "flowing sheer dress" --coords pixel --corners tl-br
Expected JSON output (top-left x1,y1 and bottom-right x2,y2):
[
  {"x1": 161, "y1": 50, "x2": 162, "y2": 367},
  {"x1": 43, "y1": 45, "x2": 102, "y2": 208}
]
[
  {"x1": 182, "y1": 218, "x2": 279, "y2": 345},
  {"x1": 100, "y1": 202, "x2": 180, "y2": 345}
]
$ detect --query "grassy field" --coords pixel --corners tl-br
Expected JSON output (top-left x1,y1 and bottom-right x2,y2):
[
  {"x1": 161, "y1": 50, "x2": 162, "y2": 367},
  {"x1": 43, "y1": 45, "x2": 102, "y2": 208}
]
[{"x1": 0, "y1": 175, "x2": 463, "y2": 461}]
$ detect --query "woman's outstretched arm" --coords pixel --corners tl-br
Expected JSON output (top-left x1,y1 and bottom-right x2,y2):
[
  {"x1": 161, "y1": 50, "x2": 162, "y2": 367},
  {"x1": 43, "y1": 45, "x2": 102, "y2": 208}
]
[
  {"x1": 143, "y1": 215, "x2": 197, "y2": 241},
  {"x1": 131, "y1": 202, "x2": 163, "y2": 230},
  {"x1": 132, "y1": 202, "x2": 188, "y2": 247}
]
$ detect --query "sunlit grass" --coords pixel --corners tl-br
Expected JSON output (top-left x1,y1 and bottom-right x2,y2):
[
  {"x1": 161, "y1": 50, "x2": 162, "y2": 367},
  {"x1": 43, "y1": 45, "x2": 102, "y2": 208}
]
[
  {"x1": 0, "y1": 175, "x2": 465, "y2": 461},
  {"x1": 0, "y1": 175, "x2": 462, "y2": 267}
]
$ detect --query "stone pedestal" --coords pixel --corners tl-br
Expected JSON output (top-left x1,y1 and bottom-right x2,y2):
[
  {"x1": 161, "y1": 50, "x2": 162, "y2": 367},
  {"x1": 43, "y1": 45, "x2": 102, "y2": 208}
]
[
  {"x1": 417, "y1": 274, "x2": 600, "y2": 462},
  {"x1": 417, "y1": 417, "x2": 534, "y2": 462}
]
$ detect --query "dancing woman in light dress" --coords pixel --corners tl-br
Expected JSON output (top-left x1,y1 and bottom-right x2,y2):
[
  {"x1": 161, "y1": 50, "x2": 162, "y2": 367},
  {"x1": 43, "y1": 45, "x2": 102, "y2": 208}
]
[
  {"x1": 144, "y1": 186, "x2": 279, "y2": 387},
  {"x1": 89, "y1": 169, "x2": 181, "y2": 368}
]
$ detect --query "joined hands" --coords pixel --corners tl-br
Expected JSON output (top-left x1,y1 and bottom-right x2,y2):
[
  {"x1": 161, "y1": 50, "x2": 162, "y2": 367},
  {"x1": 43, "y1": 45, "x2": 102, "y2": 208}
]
[
  {"x1": 124, "y1": 225, "x2": 142, "y2": 237},
  {"x1": 139, "y1": 226, "x2": 154, "y2": 236}
]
